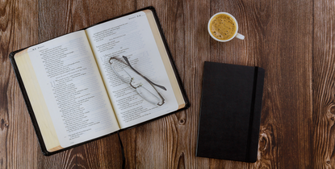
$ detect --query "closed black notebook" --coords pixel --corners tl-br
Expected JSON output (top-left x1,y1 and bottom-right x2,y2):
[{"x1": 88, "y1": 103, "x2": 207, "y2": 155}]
[{"x1": 196, "y1": 61, "x2": 265, "y2": 162}]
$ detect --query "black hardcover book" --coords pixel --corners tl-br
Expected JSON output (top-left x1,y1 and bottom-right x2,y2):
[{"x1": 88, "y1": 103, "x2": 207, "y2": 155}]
[{"x1": 196, "y1": 61, "x2": 265, "y2": 162}]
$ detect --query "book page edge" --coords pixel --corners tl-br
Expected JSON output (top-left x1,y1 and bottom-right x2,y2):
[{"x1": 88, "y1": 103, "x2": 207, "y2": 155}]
[
  {"x1": 14, "y1": 49, "x2": 63, "y2": 152},
  {"x1": 143, "y1": 9, "x2": 186, "y2": 109}
]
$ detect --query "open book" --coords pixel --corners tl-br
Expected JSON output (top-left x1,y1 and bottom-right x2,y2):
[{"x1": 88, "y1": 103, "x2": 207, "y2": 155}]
[{"x1": 9, "y1": 7, "x2": 189, "y2": 155}]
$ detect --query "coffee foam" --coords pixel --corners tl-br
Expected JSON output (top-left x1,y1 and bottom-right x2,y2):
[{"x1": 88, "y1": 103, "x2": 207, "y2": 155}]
[{"x1": 210, "y1": 14, "x2": 237, "y2": 40}]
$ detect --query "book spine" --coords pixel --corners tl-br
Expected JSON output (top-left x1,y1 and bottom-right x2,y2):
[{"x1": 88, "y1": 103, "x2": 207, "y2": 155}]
[{"x1": 246, "y1": 67, "x2": 265, "y2": 162}]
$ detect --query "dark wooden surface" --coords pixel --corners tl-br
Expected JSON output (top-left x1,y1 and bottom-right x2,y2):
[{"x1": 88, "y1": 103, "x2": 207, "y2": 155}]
[{"x1": 0, "y1": 0, "x2": 334, "y2": 168}]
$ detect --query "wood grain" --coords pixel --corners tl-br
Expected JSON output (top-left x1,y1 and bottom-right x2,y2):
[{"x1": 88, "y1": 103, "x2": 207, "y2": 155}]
[
  {"x1": 134, "y1": 0, "x2": 211, "y2": 168},
  {"x1": 38, "y1": 0, "x2": 83, "y2": 168},
  {"x1": 0, "y1": 0, "x2": 13, "y2": 167},
  {"x1": 85, "y1": 1, "x2": 136, "y2": 169},
  {"x1": 0, "y1": 0, "x2": 334, "y2": 168},
  {"x1": 1, "y1": 0, "x2": 39, "y2": 168},
  {"x1": 313, "y1": 0, "x2": 335, "y2": 168},
  {"x1": 256, "y1": 0, "x2": 313, "y2": 167},
  {"x1": 209, "y1": 1, "x2": 252, "y2": 168}
]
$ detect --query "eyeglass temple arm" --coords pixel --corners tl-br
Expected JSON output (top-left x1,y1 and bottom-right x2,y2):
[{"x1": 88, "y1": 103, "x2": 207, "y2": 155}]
[{"x1": 122, "y1": 56, "x2": 167, "y2": 91}]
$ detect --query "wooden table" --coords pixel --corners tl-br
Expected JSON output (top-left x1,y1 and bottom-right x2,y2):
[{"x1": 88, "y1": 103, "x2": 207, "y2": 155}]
[{"x1": 0, "y1": 0, "x2": 334, "y2": 168}]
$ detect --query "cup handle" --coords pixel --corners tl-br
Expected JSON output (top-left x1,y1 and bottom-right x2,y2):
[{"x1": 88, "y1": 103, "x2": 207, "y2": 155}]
[{"x1": 235, "y1": 33, "x2": 245, "y2": 40}]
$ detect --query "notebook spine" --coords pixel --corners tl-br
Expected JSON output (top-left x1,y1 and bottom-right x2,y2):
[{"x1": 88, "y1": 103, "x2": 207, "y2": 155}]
[{"x1": 246, "y1": 67, "x2": 265, "y2": 162}]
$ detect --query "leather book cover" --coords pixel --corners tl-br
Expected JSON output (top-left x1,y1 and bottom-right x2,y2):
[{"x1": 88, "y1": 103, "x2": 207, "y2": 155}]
[{"x1": 196, "y1": 61, "x2": 265, "y2": 162}]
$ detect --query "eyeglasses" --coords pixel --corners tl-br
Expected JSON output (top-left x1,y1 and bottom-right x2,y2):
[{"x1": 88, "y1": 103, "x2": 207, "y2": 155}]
[{"x1": 109, "y1": 56, "x2": 166, "y2": 106}]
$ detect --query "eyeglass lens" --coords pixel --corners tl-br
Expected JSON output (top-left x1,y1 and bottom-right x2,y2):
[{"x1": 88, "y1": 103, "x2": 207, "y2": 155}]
[{"x1": 110, "y1": 58, "x2": 164, "y2": 105}]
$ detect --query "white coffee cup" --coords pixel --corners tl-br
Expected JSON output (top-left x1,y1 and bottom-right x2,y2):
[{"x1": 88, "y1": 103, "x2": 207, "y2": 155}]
[{"x1": 208, "y1": 12, "x2": 245, "y2": 42}]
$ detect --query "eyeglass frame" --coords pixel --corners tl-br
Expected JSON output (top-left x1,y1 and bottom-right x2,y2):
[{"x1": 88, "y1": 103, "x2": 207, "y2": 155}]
[{"x1": 109, "y1": 56, "x2": 166, "y2": 106}]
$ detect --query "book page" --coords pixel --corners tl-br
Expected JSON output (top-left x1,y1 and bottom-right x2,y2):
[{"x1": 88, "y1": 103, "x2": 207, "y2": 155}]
[
  {"x1": 22, "y1": 31, "x2": 119, "y2": 149},
  {"x1": 86, "y1": 11, "x2": 181, "y2": 128}
]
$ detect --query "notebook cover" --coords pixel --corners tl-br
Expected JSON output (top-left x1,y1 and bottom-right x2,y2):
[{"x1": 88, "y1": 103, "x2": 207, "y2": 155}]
[
  {"x1": 196, "y1": 61, "x2": 265, "y2": 162},
  {"x1": 9, "y1": 6, "x2": 189, "y2": 156}
]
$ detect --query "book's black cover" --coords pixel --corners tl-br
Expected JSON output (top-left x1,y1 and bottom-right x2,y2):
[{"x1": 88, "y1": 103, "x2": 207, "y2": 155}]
[
  {"x1": 196, "y1": 61, "x2": 265, "y2": 162},
  {"x1": 9, "y1": 6, "x2": 189, "y2": 156}
]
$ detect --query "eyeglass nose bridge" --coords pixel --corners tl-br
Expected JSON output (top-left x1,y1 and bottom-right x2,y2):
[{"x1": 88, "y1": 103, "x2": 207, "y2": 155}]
[{"x1": 129, "y1": 78, "x2": 141, "y2": 89}]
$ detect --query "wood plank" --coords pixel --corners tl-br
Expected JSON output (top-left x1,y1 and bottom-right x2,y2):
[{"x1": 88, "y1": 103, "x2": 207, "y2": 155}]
[
  {"x1": 210, "y1": 0, "x2": 250, "y2": 64},
  {"x1": 63, "y1": 1, "x2": 92, "y2": 168},
  {"x1": 0, "y1": 0, "x2": 14, "y2": 167},
  {"x1": 248, "y1": 0, "x2": 313, "y2": 168},
  {"x1": 85, "y1": 1, "x2": 136, "y2": 168},
  {"x1": 313, "y1": 0, "x2": 335, "y2": 168},
  {"x1": 209, "y1": 0, "x2": 256, "y2": 168},
  {"x1": 0, "y1": 0, "x2": 39, "y2": 168},
  {"x1": 135, "y1": 0, "x2": 210, "y2": 168},
  {"x1": 136, "y1": 2, "x2": 177, "y2": 169},
  {"x1": 0, "y1": 0, "x2": 14, "y2": 168},
  {"x1": 37, "y1": 0, "x2": 87, "y2": 168}
]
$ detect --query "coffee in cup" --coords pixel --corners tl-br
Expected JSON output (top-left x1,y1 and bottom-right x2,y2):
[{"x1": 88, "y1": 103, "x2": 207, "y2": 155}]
[{"x1": 208, "y1": 12, "x2": 244, "y2": 42}]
